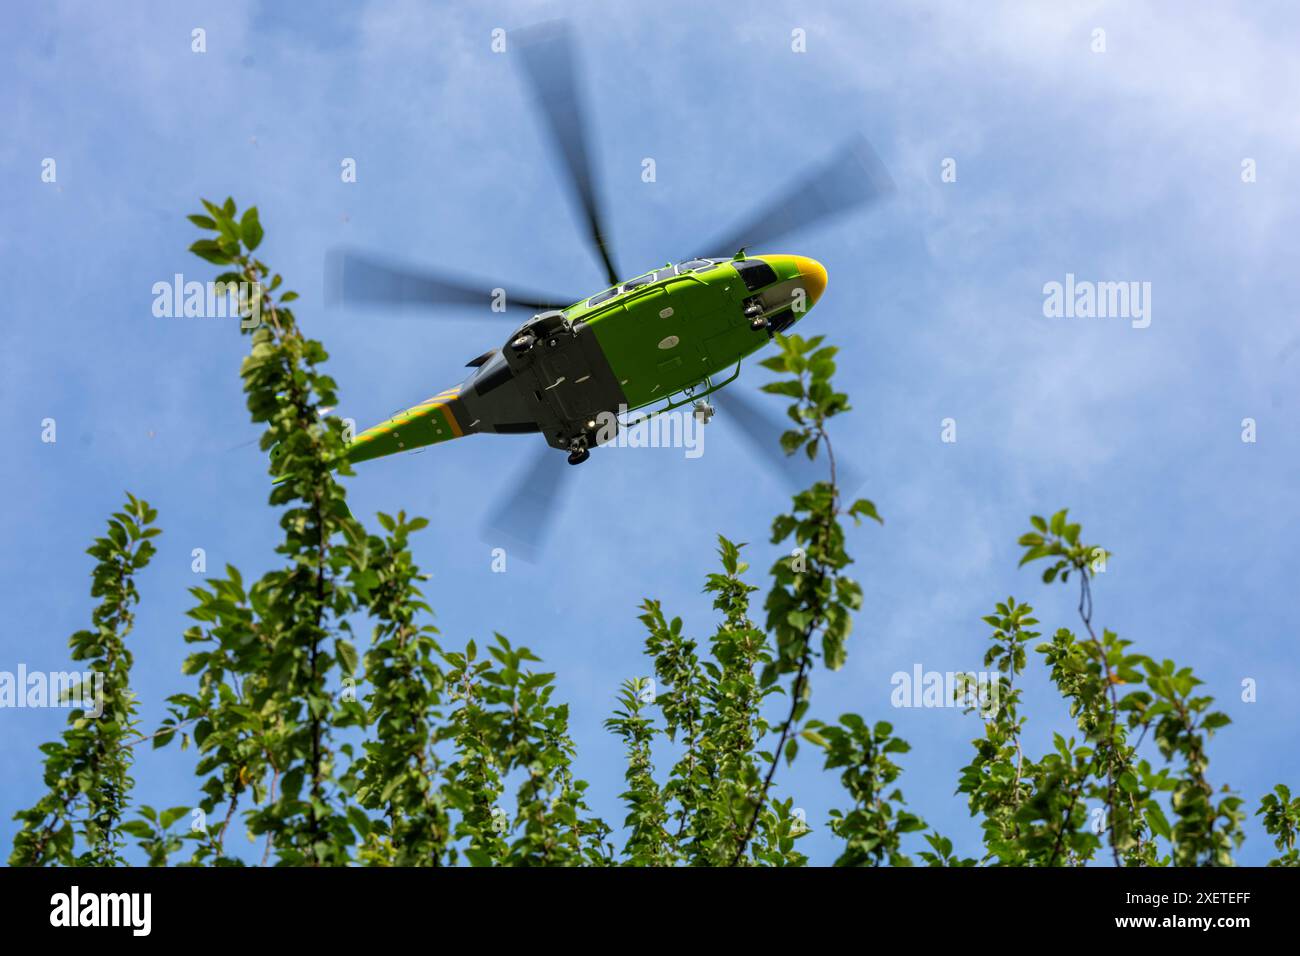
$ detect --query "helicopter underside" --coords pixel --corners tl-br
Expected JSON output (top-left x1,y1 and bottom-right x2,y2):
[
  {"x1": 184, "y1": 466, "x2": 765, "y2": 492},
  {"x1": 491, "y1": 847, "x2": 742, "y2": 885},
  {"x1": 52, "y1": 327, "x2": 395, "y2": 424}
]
[
  {"x1": 464, "y1": 316, "x2": 628, "y2": 452},
  {"x1": 342, "y1": 312, "x2": 634, "y2": 466}
]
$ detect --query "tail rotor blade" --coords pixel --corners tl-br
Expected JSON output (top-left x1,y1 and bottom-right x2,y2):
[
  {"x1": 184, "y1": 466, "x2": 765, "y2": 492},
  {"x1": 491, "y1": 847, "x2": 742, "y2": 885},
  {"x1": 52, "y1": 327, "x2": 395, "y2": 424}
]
[
  {"x1": 514, "y1": 20, "x2": 621, "y2": 287},
  {"x1": 702, "y1": 134, "x2": 895, "y2": 257}
]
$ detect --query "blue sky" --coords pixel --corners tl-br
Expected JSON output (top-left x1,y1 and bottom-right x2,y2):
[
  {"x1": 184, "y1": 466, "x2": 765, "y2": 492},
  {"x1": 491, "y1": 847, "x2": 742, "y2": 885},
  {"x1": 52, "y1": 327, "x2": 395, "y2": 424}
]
[{"x1": 3, "y1": 0, "x2": 1298, "y2": 865}]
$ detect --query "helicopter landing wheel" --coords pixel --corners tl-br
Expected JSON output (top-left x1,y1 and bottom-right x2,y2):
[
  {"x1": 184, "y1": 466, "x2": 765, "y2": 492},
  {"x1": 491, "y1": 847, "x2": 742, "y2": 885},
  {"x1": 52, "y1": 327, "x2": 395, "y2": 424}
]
[
  {"x1": 749, "y1": 316, "x2": 769, "y2": 332},
  {"x1": 510, "y1": 333, "x2": 537, "y2": 353},
  {"x1": 567, "y1": 447, "x2": 590, "y2": 466}
]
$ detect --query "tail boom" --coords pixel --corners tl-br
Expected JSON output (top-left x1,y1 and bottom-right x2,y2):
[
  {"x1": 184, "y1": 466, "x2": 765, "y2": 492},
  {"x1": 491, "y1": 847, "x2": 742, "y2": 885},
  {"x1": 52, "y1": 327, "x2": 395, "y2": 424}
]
[{"x1": 345, "y1": 387, "x2": 473, "y2": 465}]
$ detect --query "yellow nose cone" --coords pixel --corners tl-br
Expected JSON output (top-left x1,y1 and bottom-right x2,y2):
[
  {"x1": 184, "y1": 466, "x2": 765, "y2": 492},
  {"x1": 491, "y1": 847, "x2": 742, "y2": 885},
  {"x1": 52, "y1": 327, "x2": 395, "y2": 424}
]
[{"x1": 790, "y1": 255, "x2": 828, "y2": 306}]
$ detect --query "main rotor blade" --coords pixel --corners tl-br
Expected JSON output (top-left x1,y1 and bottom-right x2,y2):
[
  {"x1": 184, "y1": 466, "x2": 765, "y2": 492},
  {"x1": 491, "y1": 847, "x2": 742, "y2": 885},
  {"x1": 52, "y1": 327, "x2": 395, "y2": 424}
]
[
  {"x1": 325, "y1": 249, "x2": 576, "y2": 317},
  {"x1": 514, "y1": 21, "x2": 621, "y2": 288},
  {"x1": 715, "y1": 387, "x2": 865, "y2": 495},
  {"x1": 482, "y1": 441, "x2": 572, "y2": 561},
  {"x1": 702, "y1": 134, "x2": 895, "y2": 257}
]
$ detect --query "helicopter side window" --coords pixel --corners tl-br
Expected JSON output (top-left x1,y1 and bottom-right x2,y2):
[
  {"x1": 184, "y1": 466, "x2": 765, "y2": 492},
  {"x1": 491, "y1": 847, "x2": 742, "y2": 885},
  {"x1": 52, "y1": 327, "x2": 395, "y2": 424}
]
[
  {"x1": 621, "y1": 275, "x2": 653, "y2": 292},
  {"x1": 587, "y1": 288, "x2": 618, "y2": 307},
  {"x1": 676, "y1": 258, "x2": 711, "y2": 272}
]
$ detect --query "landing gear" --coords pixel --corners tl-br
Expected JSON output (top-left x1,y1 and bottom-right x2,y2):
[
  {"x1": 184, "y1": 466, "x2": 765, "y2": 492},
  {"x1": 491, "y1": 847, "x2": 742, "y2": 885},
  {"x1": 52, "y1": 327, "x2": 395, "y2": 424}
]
[
  {"x1": 508, "y1": 310, "x2": 567, "y2": 355},
  {"x1": 749, "y1": 316, "x2": 769, "y2": 332},
  {"x1": 566, "y1": 435, "x2": 591, "y2": 465},
  {"x1": 692, "y1": 399, "x2": 715, "y2": 424}
]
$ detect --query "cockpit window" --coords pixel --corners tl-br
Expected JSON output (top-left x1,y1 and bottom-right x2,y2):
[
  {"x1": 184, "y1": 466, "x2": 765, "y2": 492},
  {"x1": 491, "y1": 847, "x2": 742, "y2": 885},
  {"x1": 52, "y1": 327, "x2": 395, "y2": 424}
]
[{"x1": 730, "y1": 258, "x2": 778, "y2": 292}]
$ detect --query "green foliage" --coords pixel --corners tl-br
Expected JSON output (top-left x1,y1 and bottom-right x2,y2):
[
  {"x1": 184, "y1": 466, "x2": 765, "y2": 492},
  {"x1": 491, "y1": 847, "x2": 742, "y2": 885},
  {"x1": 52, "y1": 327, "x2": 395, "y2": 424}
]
[
  {"x1": 10, "y1": 494, "x2": 159, "y2": 866},
  {"x1": 735, "y1": 334, "x2": 882, "y2": 862},
  {"x1": 159, "y1": 199, "x2": 366, "y2": 865},
  {"x1": 344, "y1": 511, "x2": 450, "y2": 865},
  {"x1": 604, "y1": 678, "x2": 672, "y2": 863},
  {"x1": 621, "y1": 541, "x2": 781, "y2": 865},
  {"x1": 1257, "y1": 785, "x2": 1300, "y2": 866},
  {"x1": 759, "y1": 334, "x2": 877, "y2": 678},
  {"x1": 438, "y1": 635, "x2": 609, "y2": 866},
  {"x1": 811, "y1": 716, "x2": 934, "y2": 866},
  {"x1": 943, "y1": 511, "x2": 1247, "y2": 866},
  {"x1": 124, "y1": 805, "x2": 190, "y2": 867},
  {"x1": 954, "y1": 598, "x2": 1037, "y2": 864}
]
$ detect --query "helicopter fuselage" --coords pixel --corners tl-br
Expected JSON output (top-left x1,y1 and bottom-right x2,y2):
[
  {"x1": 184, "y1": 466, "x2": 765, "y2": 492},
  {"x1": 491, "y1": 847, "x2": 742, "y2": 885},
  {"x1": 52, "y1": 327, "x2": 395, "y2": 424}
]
[{"x1": 343, "y1": 252, "x2": 827, "y2": 466}]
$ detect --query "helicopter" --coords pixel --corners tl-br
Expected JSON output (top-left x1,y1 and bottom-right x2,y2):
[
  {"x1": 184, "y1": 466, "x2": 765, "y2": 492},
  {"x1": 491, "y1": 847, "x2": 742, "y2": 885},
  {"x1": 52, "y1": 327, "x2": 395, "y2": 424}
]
[
  {"x1": 335, "y1": 250, "x2": 828, "y2": 468},
  {"x1": 327, "y1": 21, "x2": 893, "y2": 544}
]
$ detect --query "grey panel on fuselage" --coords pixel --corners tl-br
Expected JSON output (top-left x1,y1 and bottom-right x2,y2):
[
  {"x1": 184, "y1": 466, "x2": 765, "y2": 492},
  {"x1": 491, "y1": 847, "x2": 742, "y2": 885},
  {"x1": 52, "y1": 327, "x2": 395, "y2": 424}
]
[{"x1": 457, "y1": 321, "x2": 628, "y2": 451}]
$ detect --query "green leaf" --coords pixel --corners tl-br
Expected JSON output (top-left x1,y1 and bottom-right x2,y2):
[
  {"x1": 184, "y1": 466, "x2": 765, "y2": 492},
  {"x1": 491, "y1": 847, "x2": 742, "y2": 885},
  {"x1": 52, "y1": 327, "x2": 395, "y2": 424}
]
[
  {"x1": 189, "y1": 239, "x2": 233, "y2": 265},
  {"x1": 1146, "y1": 800, "x2": 1172, "y2": 841},
  {"x1": 761, "y1": 380, "x2": 804, "y2": 399},
  {"x1": 120, "y1": 820, "x2": 155, "y2": 839},
  {"x1": 335, "y1": 638, "x2": 359, "y2": 675},
  {"x1": 240, "y1": 206, "x2": 264, "y2": 251},
  {"x1": 849, "y1": 498, "x2": 883, "y2": 524},
  {"x1": 1202, "y1": 712, "x2": 1231, "y2": 731},
  {"x1": 159, "y1": 806, "x2": 189, "y2": 829}
]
